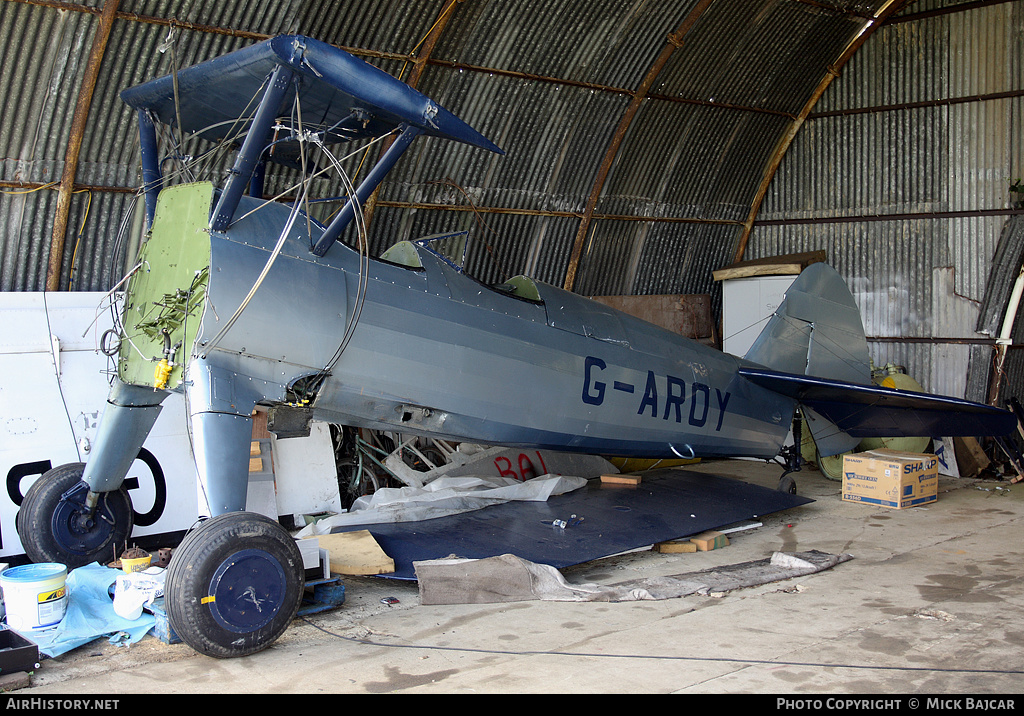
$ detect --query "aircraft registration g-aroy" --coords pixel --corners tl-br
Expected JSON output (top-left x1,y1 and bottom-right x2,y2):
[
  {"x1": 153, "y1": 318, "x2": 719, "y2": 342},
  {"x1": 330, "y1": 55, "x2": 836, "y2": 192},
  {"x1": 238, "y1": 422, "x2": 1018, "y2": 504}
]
[{"x1": 17, "y1": 35, "x2": 1015, "y2": 657}]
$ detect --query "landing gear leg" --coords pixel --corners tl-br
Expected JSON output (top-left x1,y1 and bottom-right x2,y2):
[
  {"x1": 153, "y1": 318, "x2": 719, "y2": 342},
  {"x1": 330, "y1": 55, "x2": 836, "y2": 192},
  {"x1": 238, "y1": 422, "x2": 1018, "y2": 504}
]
[
  {"x1": 777, "y1": 412, "x2": 803, "y2": 495},
  {"x1": 17, "y1": 463, "x2": 134, "y2": 568},
  {"x1": 16, "y1": 380, "x2": 167, "y2": 567},
  {"x1": 167, "y1": 361, "x2": 303, "y2": 657}
]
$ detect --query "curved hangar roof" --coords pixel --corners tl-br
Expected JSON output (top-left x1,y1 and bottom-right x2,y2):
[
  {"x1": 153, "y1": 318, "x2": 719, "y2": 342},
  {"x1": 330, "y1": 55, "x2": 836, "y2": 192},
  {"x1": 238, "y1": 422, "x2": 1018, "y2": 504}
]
[{"x1": 0, "y1": 0, "x2": 910, "y2": 298}]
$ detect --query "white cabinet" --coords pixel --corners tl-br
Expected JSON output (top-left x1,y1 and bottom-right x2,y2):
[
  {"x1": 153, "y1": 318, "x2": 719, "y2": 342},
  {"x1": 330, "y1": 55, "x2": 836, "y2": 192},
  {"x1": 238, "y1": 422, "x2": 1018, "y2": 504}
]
[{"x1": 721, "y1": 275, "x2": 798, "y2": 358}]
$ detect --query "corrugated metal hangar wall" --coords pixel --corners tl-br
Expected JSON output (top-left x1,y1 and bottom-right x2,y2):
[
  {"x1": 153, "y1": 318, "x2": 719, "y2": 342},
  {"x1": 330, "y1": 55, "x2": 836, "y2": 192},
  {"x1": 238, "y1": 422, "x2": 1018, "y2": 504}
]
[{"x1": 0, "y1": 0, "x2": 1021, "y2": 405}]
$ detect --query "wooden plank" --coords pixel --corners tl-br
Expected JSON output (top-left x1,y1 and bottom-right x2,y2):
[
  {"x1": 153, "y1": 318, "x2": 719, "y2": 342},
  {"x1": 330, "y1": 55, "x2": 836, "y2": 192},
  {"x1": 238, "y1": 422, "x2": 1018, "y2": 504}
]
[
  {"x1": 712, "y1": 250, "x2": 827, "y2": 281},
  {"x1": 953, "y1": 436, "x2": 990, "y2": 477},
  {"x1": 600, "y1": 473, "x2": 641, "y2": 485},
  {"x1": 689, "y1": 530, "x2": 729, "y2": 551},
  {"x1": 318, "y1": 531, "x2": 396, "y2": 575},
  {"x1": 251, "y1": 408, "x2": 272, "y2": 440}
]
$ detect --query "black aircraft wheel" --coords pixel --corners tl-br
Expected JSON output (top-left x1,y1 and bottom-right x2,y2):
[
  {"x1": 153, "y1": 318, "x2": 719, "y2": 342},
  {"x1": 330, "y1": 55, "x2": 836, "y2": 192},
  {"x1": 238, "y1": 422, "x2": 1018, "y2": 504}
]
[
  {"x1": 778, "y1": 474, "x2": 798, "y2": 495},
  {"x1": 165, "y1": 511, "x2": 304, "y2": 659},
  {"x1": 17, "y1": 463, "x2": 134, "y2": 568}
]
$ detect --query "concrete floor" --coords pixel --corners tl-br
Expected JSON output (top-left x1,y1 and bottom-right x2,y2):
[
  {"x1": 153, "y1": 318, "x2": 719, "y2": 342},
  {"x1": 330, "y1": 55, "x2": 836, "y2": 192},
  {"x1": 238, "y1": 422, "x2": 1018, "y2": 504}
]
[{"x1": 16, "y1": 458, "x2": 1024, "y2": 695}]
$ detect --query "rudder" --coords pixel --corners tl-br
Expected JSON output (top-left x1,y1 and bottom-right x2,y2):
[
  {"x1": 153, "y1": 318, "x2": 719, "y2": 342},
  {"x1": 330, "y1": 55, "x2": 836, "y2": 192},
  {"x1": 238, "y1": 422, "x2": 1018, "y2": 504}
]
[{"x1": 742, "y1": 263, "x2": 871, "y2": 456}]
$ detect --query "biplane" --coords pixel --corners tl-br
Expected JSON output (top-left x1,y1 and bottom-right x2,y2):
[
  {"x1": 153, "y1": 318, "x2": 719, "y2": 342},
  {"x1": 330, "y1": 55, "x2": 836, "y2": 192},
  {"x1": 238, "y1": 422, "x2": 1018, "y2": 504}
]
[{"x1": 16, "y1": 35, "x2": 1015, "y2": 658}]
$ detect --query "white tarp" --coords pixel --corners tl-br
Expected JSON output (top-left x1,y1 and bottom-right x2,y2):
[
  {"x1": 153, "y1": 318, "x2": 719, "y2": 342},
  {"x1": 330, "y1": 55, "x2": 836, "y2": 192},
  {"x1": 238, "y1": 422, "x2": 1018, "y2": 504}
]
[
  {"x1": 384, "y1": 445, "x2": 617, "y2": 488},
  {"x1": 296, "y1": 473, "x2": 588, "y2": 536}
]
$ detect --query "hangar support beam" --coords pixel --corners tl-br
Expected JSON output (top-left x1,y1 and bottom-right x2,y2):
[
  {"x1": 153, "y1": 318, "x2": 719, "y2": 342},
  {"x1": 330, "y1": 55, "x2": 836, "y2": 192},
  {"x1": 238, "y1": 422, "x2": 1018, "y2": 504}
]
[
  {"x1": 731, "y1": 0, "x2": 914, "y2": 266},
  {"x1": 45, "y1": 0, "x2": 120, "y2": 292},
  {"x1": 562, "y1": 0, "x2": 718, "y2": 293}
]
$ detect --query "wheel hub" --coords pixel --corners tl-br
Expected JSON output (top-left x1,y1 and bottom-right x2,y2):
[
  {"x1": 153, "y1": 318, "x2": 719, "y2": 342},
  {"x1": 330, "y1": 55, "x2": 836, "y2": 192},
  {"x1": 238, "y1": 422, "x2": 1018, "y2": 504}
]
[
  {"x1": 207, "y1": 549, "x2": 288, "y2": 633},
  {"x1": 51, "y1": 483, "x2": 114, "y2": 555}
]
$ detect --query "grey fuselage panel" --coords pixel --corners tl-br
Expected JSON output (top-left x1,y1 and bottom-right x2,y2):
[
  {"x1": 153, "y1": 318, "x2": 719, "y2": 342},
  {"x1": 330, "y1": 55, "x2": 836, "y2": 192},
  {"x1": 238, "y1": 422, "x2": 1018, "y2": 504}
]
[{"x1": 196, "y1": 195, "x2": 794, "y2": 460}]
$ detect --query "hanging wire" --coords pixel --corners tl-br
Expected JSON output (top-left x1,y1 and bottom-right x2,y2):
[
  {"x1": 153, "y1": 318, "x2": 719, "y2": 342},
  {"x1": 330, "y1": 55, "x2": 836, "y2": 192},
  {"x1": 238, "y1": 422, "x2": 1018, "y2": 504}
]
[
  {"x1": 307, "y1": 138, "x2": 371, "y2": 382},
  {"x1": 0, "y1": 181, "x2": 93, "y2": 291},
  {"x1": 179, "y1": 265, "x2": 213, "y2": 515},
  {"x1": 292, "y1": 84, "x2": 314, "y2": 240},
  {"x1": 227, "y1": 128, "x2": 397, "y2": 229},
  {"x1": 198, "y1": 92, "x2": 375, "y2": 360},
  {"x1": 198, "y1": 182, "x2": 310, "y2": 358},
  {"x1": 67, "y1": 188, "x2": 93, "y2": 290},
  {"x1": 397, "y1": 0, "x2": 459, "y2": 82},
  {"x1": 195, "y1": 89, "x2": 316, "y2": 358},
  {"x1": 182, "y1": 77, "x2": 270, "y2": 185},
  {"x1": 0, "y1": 181, "x2": 60, "y2": 195}
]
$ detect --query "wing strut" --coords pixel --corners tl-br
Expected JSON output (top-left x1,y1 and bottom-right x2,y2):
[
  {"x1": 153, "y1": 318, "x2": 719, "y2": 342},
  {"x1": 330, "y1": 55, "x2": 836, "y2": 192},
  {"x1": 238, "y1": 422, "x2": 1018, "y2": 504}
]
[
  {"x1": 210, "y1": 64, "x2": 295, "y2": 232},
  {"x1": 311, "y1": 123, "x2": 423, "y2": 257}
]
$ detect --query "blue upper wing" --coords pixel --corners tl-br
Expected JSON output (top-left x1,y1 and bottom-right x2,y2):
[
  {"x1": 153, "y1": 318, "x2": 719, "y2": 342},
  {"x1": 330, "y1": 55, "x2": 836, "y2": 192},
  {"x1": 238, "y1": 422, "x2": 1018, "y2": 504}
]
[{"x1": 120, "y1": 35, "x2": 502, "y2": 164}]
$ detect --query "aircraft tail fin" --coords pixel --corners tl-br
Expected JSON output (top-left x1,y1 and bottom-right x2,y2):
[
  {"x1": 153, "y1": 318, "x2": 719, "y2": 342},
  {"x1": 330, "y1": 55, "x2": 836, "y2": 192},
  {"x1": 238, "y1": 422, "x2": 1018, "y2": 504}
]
[
  {"x1": 740, "y1": 263, "x2": 1016, "y2": 456},
  {"x1": 741, "y1": 263, "x2": 872, "y2": 456},
  {"x1": 743, "y1": 263, "x2": 872, "y2": 386}
]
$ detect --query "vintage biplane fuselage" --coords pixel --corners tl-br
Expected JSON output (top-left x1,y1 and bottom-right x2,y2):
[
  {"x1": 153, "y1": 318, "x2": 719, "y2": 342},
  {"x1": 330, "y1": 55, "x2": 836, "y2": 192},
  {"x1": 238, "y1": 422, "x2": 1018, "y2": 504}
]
[
  {"x1": 17, "y1": 35, "x2": 1015, "y2": 659},
  {"x1": 100, "y1": 182, "x2": 796, "y2": 514}
]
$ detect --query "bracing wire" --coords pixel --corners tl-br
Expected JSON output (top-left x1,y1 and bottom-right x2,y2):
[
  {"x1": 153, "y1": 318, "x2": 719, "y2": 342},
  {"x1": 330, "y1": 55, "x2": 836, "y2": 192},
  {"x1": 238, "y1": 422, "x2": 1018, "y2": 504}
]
[
  {"x1": 226, "y1": 128, "x2": 397, "y2": 229},
  {"x1": 305, "y1": 136, "x2": 372, "y2": 384},
  {"x1": 197, "y1": 98, "x2": 374, "y2": 366},
  {"x1": 184, "y1": 78, "x2": 270, "y2": 185},
  {"x1": 198, "y1": 183, "x2": 309, "y2": 358}
]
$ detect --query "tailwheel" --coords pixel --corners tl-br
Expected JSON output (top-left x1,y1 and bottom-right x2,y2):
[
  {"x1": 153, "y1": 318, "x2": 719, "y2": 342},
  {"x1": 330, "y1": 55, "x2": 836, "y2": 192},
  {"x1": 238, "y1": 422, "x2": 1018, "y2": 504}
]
[
  {"x1": 17, "y1": 463, "x2": 134, "y2": 568},
  {"x1": 165, "y1": 511, "x2": 304, "y2": 658},
  {"x1": 778, "y1": 473, "x2": 798, "y2": 495}
]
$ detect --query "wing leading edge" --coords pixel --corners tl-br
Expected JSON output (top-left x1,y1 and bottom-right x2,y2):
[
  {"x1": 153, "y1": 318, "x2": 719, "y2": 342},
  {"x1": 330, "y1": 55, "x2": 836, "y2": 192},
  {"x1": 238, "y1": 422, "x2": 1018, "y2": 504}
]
[{"x1": 739, "y1": 365, "x2": 1016, "y2": 445}]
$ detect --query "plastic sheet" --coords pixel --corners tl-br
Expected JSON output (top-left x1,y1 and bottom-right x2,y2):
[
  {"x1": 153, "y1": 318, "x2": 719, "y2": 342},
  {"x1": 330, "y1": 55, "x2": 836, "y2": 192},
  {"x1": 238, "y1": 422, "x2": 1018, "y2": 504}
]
[
  {"x1": 296, "y1": 473, "x2": 587, "y2": 536},
  {"x1": 112, "y1": 568, "x2": 166, "y2": 621},
  {"x1": 20, "y1": 563, "x2": 155, "y2": 658},
  {"x1": 338, "y1": 468, "x2": 814, "y2": 580}
]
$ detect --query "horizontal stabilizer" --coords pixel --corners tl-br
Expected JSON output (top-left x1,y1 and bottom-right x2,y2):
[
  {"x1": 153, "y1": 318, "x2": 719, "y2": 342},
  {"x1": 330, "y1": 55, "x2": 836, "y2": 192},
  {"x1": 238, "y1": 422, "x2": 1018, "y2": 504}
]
[{"x1": 739, "y1": 366, "x2": 1016, "y2": 442}]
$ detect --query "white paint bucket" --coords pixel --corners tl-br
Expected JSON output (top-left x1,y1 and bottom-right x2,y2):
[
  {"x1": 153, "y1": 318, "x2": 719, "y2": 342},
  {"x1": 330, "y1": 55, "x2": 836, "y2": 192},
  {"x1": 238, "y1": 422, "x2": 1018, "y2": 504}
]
[{"x1": 0, "y1": 563, "x2": 68, "y2": 631}]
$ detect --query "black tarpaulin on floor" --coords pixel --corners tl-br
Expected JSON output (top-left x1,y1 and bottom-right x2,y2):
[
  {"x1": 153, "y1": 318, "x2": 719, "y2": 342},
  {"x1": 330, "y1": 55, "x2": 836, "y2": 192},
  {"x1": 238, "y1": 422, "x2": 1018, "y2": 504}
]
[{"x1": 330, "y1": 468, "x2": 813, "y2": 580}]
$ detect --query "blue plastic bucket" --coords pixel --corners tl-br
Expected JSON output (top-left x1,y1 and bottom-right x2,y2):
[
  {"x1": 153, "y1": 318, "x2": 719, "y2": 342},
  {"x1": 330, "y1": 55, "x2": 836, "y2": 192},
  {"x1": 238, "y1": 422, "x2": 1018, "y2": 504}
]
[{"x1": 0, "y1": 563, "x2": 68, "y2": 631}]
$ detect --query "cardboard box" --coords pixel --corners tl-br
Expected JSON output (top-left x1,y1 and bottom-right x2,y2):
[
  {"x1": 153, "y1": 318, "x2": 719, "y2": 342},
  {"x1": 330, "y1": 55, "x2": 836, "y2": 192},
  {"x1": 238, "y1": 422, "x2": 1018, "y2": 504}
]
[{"x1": 842, "y1": 449, "x2": 938, "y2": 509}]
